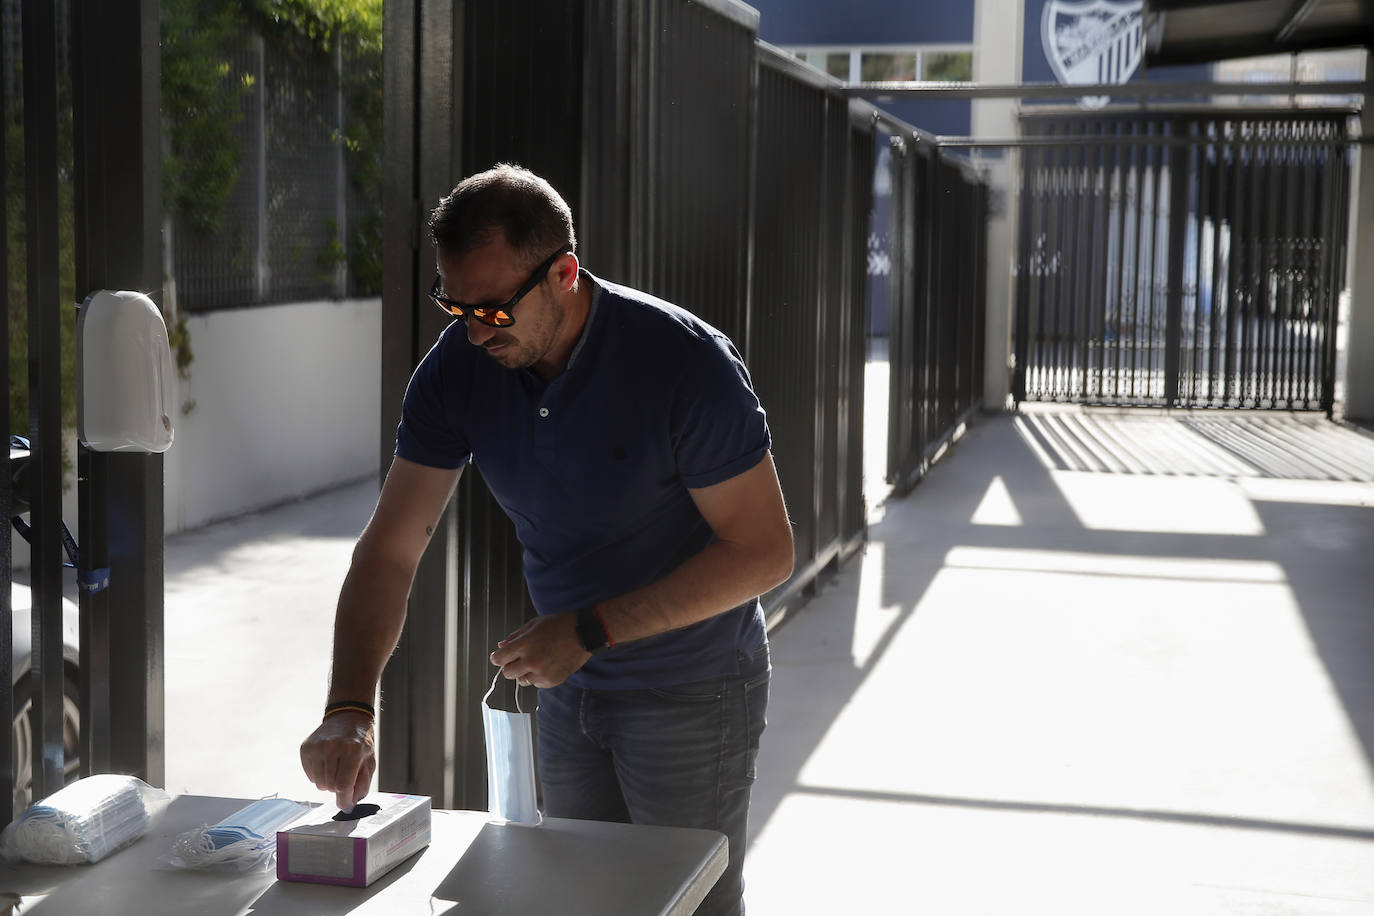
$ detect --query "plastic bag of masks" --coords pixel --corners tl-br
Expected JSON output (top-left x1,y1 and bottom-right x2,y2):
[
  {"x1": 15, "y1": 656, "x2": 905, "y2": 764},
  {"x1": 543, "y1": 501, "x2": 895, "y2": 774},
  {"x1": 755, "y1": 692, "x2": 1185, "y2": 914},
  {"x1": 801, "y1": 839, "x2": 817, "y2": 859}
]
[
  {"x1": 0, "y1": 774, "x2": 171, "y2": 865},
  {"x1": 164, "y1": 797, "x2": 315, "y2": 873}
]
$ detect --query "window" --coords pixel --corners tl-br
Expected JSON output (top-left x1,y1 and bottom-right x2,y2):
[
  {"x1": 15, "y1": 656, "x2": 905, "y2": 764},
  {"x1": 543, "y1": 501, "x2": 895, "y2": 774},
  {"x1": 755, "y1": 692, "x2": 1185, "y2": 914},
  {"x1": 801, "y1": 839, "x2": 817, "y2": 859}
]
[
  {"x1": 787, "y1": 45, "x2": 975, "y2": 85},
  {"x1": 923, "y1": 51, "x2": 973, "y2": 82},
  {"x1": 860, "y1": 51, "x2": 917, "y2": 82}
]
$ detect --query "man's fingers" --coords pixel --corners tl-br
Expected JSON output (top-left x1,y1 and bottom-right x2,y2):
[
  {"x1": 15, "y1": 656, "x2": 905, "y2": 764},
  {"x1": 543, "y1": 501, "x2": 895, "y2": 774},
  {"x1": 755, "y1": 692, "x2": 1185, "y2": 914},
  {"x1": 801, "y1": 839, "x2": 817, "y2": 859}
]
[
  {"x1": 504, "y1": 620, "x2": 538, "y2": 643},
  {"x1": 328, "y1": 755, "x2": 346, "y2": 794},
  {"x1": 349, "y1": 758, "x2": 374, "y2": 811},
  {"x1": 300, "y1": 714, "x2": 375, "y2": 807}
]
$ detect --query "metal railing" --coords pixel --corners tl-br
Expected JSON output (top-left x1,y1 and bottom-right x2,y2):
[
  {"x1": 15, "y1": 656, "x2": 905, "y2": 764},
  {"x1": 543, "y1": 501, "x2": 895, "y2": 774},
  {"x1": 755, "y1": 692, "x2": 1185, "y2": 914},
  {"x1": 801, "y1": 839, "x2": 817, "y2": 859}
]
[
  {"x1": 3, "y1": 0, "x2": 165, "y2": 826},
  {"x1": 885, "y1": 124, "x2": 990, "y2": 493},
  {"x1": 5, "y1": 0, "x2": 990, "y2": 820},
  {"x1": 377, "y1": 0, "x2": 988, "y2": 808},
  {"x1": 1014, "y1": 108, "x2": 1353, "y2": 410}
]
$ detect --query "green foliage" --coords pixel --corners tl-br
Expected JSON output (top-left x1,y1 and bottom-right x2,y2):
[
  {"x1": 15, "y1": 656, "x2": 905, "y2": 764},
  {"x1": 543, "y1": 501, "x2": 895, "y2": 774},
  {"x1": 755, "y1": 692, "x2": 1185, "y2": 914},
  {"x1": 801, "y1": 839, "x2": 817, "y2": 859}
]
[
  {"x1": 161, "y1": 0, "x2": 383, "y2": 294},
  {"x1": 161, "y1": 0, "x2": 254, "y2": 237},
  {"x1": 8, "y1": 0, "x2": 383, "y2": 444},
  {"x1": 243, "y1": 0, "x2": 382, "y2": 54}
]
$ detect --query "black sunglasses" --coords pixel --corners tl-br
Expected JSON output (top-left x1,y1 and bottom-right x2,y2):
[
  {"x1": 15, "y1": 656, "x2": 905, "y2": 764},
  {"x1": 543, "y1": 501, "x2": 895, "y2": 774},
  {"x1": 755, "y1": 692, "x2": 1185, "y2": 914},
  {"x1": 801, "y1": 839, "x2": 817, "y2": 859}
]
[{"x1": 429, "y1": 247, "x2": 571, "y2": 327}]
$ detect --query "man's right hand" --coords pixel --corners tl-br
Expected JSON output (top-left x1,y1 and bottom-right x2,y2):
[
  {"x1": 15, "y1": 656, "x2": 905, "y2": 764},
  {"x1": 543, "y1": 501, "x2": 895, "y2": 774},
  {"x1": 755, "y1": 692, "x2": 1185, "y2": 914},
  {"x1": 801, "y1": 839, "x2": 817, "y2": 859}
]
[{"x1": 300, "y1": 711, "x2": 376, "y2": 812}]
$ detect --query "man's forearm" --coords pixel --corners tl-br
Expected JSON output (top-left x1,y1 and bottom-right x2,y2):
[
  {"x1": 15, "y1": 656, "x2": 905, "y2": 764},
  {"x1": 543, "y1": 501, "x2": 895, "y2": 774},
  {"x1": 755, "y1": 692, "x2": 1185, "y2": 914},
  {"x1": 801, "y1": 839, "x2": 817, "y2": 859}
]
[
  {"x1": 326, "y1": 549, "x2": 419, "y2": 704},
  {"x1": 596, "y1": 535, "x2": 793, "y2": 646}
]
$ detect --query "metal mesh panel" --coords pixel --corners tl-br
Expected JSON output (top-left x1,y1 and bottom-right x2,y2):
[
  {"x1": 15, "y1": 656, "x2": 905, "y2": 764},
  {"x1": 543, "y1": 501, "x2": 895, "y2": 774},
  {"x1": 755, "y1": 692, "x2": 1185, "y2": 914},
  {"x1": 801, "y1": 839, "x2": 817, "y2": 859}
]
[
  {"x1": 263, "y1": 42, "x2": 341, "y2": 303},
  {"x1": 170, "y1": 39, "x2": 261, "y2": 311},
  {"x1": 169, "y1": 28, "x2": 377, "y2": 311}
]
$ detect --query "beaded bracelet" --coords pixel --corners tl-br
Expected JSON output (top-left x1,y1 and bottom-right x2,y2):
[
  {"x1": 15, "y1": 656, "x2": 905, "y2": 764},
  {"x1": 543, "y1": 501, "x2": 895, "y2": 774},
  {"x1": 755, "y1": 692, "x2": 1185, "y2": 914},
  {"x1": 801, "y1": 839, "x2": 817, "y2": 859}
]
[{"x1": 324, "y1": 700, "x2": 376, "y2": 720}]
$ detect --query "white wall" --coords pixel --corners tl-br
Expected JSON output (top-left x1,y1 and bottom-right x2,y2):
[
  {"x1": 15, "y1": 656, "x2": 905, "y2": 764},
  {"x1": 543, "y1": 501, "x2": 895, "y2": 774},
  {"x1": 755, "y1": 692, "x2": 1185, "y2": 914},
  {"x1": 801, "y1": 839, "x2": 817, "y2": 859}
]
[
  {"x1": 972, "y1": 0, "x2": 1024, "y2": 411},
  {"x1": 11, "y1": 298, "x2": 381, "y2": 571},
  {"x1": 1344, "y1": 60, "x2": 1374, "y2": 422},
  {"x1": 163, "y1": 298, "x2": 383, "y2": 534}
]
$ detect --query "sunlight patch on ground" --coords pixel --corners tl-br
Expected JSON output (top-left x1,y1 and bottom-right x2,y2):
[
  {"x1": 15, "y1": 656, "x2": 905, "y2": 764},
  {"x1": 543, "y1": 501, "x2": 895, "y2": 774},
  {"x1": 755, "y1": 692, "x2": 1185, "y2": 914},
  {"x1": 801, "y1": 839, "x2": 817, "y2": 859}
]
[
  {"x1": 943, "y1": 547, "x2": 1285, "y2": 582},
  {"x1": 788, "y1": 557, "x2": 1374, "y2": 830},
  {"x1": 1237, "y1": 477, "x2": 1374, "y2": 508},
  {"x1": 746, "y1": 791, "x2": 1374, "y2": 916},
  {"x1": 970, "y1": 475, "x2": 1023, "y2": 526},
  {"x1": 848, "y1": 542, "x2": 902, "y2": 669},
  {"x1": 1050, "y1": 472, "x2": 1266, "y2": 535}
]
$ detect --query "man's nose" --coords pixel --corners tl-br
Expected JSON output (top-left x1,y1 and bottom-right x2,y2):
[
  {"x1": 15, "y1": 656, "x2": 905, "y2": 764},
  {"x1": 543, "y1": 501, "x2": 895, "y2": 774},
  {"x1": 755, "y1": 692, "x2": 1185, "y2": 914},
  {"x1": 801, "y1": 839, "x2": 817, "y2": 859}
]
[{"x1": 467, "y1": 319, "x2": 496, "y2": 346}]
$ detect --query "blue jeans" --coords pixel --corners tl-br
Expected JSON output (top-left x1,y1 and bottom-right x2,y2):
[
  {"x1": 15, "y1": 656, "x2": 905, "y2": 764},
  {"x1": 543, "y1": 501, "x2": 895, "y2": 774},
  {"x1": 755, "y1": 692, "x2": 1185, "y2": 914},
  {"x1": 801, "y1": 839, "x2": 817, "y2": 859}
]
[{"x1": 537, "y1": 641, "x2": 771, "y2": 916}]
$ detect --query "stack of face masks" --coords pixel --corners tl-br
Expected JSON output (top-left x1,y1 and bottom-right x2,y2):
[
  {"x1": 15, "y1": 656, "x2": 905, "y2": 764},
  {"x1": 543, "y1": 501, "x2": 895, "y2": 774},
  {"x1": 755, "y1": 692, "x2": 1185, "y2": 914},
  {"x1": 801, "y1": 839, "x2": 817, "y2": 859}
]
[
  {"x1": 0, "y1": 774, "x2": 170, "y2": 865},
  {"x1": 167, "y1": 797, "x2": 314, "y2": 872}
]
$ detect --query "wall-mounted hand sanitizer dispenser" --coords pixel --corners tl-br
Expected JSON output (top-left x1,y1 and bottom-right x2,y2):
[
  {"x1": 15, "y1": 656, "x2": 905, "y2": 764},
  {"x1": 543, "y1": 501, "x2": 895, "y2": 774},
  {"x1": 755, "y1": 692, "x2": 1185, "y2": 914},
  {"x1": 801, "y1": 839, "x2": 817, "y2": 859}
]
[{"x1": 77, "y1": 290, "x2": 175, "y2": 454}]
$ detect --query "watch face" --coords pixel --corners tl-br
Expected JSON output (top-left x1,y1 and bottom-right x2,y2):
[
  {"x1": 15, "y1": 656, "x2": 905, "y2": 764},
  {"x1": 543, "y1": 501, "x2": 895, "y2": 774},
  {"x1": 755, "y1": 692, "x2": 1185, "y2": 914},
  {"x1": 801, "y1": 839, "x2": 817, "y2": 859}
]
[{"x1": 577, "y1": 609, "x2": 608, "y2": 652}]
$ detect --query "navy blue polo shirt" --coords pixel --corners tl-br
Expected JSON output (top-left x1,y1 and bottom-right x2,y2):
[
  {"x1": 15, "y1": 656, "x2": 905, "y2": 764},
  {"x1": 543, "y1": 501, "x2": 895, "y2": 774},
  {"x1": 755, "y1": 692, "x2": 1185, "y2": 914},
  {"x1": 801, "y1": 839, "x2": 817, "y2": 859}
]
[{"x1": 395, "y1": 269, "x2": 771, "y2": 690}]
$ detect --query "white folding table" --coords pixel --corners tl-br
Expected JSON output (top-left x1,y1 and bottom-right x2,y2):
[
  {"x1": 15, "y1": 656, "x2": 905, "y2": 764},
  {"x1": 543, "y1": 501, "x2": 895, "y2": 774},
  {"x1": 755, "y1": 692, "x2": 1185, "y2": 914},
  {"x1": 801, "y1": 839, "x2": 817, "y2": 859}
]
[{"x1": 0, "y1": 794, "x2": 727, "y2": 915}]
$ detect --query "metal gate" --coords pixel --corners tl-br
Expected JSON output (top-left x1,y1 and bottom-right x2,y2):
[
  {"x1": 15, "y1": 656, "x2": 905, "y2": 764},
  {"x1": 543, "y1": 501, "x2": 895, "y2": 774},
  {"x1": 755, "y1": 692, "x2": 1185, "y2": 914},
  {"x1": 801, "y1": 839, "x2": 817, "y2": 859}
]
[{"x1": 1014, "y1": 108, "x2": 1353, "y2": 411}]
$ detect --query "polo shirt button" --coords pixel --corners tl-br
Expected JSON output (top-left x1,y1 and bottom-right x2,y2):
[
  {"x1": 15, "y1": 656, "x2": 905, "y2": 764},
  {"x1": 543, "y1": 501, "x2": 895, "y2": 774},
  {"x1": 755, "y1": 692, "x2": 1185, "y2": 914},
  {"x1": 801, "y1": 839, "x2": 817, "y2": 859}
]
[{"x1": 539, "y1": 407, "x2": 550, "y2": 418}]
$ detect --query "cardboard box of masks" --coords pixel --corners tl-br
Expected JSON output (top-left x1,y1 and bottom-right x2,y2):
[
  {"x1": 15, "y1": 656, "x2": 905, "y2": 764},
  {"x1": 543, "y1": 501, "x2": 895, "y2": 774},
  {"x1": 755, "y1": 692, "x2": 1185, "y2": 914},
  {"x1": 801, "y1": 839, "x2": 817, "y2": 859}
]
[{"x1": 277, "y1": 793, "x2": 431, "y2": 887}]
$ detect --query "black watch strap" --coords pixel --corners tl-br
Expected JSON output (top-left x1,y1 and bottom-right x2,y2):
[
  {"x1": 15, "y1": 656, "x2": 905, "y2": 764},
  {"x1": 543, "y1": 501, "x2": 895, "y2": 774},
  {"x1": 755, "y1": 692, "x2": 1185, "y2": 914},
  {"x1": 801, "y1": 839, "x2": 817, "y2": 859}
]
[{"x1": 575, "y1": 607, "x2": 613, "y2": 655}]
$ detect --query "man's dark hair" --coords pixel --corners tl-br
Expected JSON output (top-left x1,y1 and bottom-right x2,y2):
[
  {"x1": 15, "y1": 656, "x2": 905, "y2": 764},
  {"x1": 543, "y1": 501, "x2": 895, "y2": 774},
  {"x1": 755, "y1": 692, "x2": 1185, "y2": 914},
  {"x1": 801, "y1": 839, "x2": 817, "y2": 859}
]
[{"x1": 428, "y1": 163, "x2": 576, "y2": 265}]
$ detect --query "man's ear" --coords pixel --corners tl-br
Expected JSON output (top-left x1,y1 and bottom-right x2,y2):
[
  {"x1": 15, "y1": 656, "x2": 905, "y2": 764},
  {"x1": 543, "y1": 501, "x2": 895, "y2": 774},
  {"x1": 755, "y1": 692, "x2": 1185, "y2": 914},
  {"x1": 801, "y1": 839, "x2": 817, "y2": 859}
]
[{"x1": 555, "y1": 251, "x2": 580, "y2": 291}]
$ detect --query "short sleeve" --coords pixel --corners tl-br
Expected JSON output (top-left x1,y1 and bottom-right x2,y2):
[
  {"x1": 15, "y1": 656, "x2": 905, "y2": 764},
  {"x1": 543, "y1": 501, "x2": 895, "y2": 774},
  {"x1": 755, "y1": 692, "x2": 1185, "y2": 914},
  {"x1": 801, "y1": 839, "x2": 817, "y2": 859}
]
[
  {"x1": 394, "y1": 336, "x2": 472, "y2": 470},
  {"x1": 671, "y1": 333, "x2": 771, "y2": 489}
]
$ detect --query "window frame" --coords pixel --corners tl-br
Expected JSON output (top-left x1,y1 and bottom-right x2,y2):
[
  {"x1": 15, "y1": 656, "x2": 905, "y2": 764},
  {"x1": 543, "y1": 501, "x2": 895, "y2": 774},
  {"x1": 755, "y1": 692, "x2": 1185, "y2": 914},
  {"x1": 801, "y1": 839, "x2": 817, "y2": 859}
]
[{"x1": 787, "y1": 43, "x2": 975, "y2": 84}]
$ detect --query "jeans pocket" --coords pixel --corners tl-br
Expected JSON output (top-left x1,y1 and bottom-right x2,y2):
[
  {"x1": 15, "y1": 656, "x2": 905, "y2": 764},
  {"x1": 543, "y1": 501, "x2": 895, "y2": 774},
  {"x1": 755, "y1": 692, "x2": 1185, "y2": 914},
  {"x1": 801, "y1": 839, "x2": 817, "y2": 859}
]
[
  {"x1": 741, "y1": 671, "x2": 770, "y2": 781},
  {"x1": 646, "y1": 676, "x2": 724, "y2": 702}
]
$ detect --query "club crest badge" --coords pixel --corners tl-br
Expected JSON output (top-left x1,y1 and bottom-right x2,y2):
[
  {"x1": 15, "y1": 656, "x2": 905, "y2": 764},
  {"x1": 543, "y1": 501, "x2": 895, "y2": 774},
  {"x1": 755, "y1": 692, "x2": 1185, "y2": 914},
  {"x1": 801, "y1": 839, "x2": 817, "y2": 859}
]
[{"x1": 1041, "y1": 0, "x2": 1143, "y2": 108}]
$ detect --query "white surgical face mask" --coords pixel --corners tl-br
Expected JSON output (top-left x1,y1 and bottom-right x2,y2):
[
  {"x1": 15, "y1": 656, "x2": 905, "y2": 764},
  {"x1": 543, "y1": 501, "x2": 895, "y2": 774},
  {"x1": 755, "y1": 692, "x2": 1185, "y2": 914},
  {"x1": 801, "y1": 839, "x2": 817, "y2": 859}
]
[
  {"x1": 482, "y1": 672, "x2": 542, "y2": 826},
  {"x1": 203, "y1": 797, "x2": 311, "y2": 848},
  {"x1": 168, "y1": 796, "x2": 314, "y2": 872}
]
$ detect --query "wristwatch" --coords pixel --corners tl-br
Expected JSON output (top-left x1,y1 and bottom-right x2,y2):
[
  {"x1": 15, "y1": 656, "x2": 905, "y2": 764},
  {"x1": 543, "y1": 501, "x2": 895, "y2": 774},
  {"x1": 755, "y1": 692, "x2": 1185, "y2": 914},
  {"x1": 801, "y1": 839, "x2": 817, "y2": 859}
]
[{"x1": 574, "y1": 607, "x2": 613, "y2": 655}]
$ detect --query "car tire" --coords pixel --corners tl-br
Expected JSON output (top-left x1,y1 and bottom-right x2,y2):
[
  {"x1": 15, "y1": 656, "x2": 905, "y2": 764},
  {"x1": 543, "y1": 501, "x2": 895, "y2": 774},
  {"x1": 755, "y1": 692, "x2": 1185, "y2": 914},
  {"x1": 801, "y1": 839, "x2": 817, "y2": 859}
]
[{"x1": 11, "y1": 669, "x2": 81, "y2": 815}]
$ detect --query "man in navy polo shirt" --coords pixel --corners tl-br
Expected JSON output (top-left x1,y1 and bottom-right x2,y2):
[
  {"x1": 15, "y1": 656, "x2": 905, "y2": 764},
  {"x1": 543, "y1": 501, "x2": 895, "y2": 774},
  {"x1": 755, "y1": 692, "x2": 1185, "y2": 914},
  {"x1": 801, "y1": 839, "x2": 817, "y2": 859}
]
[{"x1": 300, "y1": 163, "x2": 793, "y2": 915}]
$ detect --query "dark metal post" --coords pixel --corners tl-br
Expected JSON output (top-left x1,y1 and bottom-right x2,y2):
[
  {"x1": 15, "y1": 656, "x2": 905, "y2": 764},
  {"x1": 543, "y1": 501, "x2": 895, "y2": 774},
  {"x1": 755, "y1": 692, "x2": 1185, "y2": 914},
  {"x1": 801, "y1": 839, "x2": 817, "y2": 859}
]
[
  {"x1": 377, "y1": 0, "x2": 463, "y2": 807},
  {"x1": 71, "y1": 0, "x2": 166, "y2": 786},
  {"x1": 886, "y1": 136, "x2": 911, "y2": 483},
  {"x1": 1163, "y1": 121, "x2": 1191, "y2": 406},
  {"x1": 22, "y1": 0, "x2": 68, "y2": 803},
  {"x1": 1012, "y1": 129, "x2": 1033, "y2": 404},
  {"x1": 1, "y1": 21, "x2": 12, "y2": 825}
]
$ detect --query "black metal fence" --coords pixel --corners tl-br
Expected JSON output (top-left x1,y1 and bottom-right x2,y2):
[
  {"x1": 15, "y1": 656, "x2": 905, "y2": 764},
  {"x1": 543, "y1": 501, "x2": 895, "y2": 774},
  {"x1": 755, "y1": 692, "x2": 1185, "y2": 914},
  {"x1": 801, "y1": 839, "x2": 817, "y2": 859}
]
[
  {"x1": 376, "y1": 0, "x2": 990, "y2": 809},
  {"x1": 3, "y1": 0, "x2": 165, "y2": 826},
  {"x1": 886, "y1": 130, "x2": 990, "y2": 493},
  {"x1": 5, "y1": 0, "x2": 988, "y2": 819},
  {"x1": 1014, "y1": 108, "x2": 1352, "y2": 411}
]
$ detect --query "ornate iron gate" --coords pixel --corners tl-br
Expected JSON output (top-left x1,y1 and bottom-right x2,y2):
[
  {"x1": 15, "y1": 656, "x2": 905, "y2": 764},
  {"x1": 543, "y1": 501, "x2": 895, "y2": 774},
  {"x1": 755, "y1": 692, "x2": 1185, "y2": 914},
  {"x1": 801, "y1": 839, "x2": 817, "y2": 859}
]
[{"x1": 1014, "y1": 108, "x2": 1352, "y2": 411}]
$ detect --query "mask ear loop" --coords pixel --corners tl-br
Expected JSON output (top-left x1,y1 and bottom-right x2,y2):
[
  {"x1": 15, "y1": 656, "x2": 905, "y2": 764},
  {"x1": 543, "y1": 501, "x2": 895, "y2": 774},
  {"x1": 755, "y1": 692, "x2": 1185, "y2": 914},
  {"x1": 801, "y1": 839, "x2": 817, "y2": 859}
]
[{"x1": 484, "y1": 669, "x2": 528, "y2": 714}]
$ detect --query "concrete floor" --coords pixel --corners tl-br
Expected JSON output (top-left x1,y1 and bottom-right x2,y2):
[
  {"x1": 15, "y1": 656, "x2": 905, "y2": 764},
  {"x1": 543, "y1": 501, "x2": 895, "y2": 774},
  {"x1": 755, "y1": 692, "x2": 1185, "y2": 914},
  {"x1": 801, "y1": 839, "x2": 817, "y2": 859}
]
[
  {"x1": 158, "y1": 400, "x2": 1374, "y2": 914},
  {"x1": 746, "y1": 408, "x2": 1374, "y2": 915}
]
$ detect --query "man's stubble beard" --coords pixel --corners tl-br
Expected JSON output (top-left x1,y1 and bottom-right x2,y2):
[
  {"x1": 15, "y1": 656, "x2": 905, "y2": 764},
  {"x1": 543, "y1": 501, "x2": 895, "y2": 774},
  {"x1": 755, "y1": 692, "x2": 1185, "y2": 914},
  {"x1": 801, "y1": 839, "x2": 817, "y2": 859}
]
[{"x1": 490, "y1": 287, "x2": 564, "y2": 370}]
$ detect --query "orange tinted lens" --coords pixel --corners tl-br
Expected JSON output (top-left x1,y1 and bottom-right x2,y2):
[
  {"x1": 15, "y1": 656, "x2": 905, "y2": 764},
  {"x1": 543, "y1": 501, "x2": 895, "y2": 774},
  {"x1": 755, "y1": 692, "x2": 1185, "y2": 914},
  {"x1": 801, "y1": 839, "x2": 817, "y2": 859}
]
[
  {"x1": 471, "y1": 308, "x2": 514, "y2": 328},
  {"x1": 431, "y1": 294, "x2": 463, "y2": 317}
]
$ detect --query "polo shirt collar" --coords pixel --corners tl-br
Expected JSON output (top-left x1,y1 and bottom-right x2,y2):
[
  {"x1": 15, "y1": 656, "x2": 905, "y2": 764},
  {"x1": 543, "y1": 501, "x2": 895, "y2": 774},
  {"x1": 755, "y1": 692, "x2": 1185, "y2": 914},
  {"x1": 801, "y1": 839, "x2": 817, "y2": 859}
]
[{"x1": 563, "y1": 267, "x2": 603, "y2": 372}]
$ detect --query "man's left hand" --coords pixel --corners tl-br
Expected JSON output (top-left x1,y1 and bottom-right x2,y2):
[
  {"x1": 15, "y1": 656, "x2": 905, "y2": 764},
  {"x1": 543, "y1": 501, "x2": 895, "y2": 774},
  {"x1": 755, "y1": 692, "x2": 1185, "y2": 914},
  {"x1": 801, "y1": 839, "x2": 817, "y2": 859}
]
[{"x1": 490, "y1": 612, "x2": 591, "y2": 688}]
